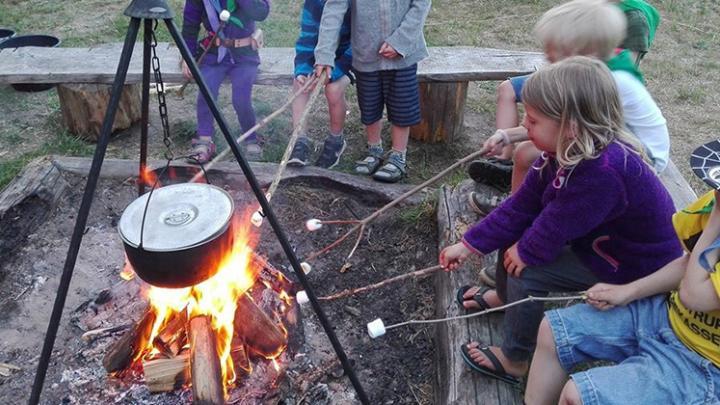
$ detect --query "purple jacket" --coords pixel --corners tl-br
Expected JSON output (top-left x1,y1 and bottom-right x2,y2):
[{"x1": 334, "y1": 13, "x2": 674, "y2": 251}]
[
  {"x1": 182, "y1": 0, "x2": 270, "y2": 64},
  {"x1": 463, "y1": 142, "x2": 682, "y2": 284}
]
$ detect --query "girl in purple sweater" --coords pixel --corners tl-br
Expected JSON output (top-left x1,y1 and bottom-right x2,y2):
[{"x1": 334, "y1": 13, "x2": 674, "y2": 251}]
[{"x1": 439, "y1": 56, "x2": 682, "y2": 385}]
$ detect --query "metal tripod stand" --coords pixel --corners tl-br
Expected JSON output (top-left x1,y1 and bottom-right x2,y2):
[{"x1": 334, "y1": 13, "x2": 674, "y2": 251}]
[{"x1": 28, "y1": 0, "x2": 369, "y2": 403}]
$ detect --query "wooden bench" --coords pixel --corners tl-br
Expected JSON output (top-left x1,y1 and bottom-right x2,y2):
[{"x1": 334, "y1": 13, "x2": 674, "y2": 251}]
[
  {"x1": 0, "y1": 44, "x2": 545, "y2": 141},
  {"x1": 434, "y1": 160, "x2": 696, "y2": 405}
]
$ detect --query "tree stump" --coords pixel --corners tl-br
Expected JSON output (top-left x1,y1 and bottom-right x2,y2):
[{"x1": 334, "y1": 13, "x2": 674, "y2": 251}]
[
  {"x1": 410, "y1": 81, "x2": 468, "y2": 144},
  {"x1": 57, "y1": 83, "x2": 141, "y2": 142}
]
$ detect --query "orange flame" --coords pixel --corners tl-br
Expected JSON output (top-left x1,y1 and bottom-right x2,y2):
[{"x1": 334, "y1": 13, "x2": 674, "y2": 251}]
[
  {"x1": 142, "y1": 211, "x2": 261, "y2": 389},
  {"x1": 139, "y1": 166, "x2": 162, "y2": 189}
]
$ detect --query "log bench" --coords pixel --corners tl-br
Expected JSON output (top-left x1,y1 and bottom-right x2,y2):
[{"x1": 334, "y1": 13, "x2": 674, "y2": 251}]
[
  {"x1": 434, "y1": 160, "x2": 696, "y2": 404},
  {"x1": 0, "y1": 44, "x2": 545, "y2": 141}
]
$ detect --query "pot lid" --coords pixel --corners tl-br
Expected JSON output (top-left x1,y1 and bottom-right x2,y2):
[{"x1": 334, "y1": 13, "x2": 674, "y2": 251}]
[{"x1": 118, "y1": 183, "x2": 234, "y2": 252}]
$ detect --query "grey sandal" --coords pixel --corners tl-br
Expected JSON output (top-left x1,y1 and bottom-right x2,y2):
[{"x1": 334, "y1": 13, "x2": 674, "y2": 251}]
[
  {"x1": 372, "y1": 152, "x2": 406, "y2": 183},
  {"x1": 355, "y1": 155, "x2": 382, "y2": 175}
]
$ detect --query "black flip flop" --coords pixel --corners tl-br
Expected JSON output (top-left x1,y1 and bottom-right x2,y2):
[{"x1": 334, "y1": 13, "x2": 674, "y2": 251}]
[
  {"x1": 460, "y1": 342, "x2": 521, "y2": 386},
  {"x1": 456, "y1": 285, "x2": 499, "y2": 313}
]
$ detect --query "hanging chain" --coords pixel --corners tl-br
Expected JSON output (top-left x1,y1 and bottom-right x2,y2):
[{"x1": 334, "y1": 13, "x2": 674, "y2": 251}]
[{"x1": 150, "y1": 20, "x2": 174, "y2": 161}]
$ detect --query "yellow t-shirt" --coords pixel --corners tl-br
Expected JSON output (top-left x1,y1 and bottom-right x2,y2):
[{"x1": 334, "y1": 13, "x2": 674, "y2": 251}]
[{"x1": 667, "y1": 269, "x2": 720, "y2": 367}]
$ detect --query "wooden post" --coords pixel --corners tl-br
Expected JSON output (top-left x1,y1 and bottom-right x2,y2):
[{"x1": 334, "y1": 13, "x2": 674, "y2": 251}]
[
  {"x1": 56, "y1": 83, "x2": 141, "y2": 141},
  {"x1": 233, "y1": 294, "x2": 286, "y2": 358},
  {"x1": 410, "y1": 81, "x2": 468, "y2": 143},
  {"x1": 189, "y1": 316, "x2": 225, "y2": 405}
]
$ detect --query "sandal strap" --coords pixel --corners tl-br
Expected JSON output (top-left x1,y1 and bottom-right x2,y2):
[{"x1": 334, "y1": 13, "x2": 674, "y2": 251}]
[{"x1": 476, "y1": 344, "x2": 509, "y2": 377}]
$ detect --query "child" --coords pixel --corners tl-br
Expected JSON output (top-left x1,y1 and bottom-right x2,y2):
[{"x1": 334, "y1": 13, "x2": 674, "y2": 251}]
[
  {"x1": 439, "y1": 57, "x2": 682, "y2": 384},
  {"x1": 468, "y1": 0, "x2": 668, "y2": 213},
  {"x1": 525, "y1": 144, "x2": 720, "y2": 404},
  {"x1": 181, "y1": 0, "x2": 270, "y2": 163},
  {"x1": 314, "y1": 0, "x2": 431, "y2": 183},
  {"x1": 287, "y1": 0, "x2": 352, "y2": 169}
]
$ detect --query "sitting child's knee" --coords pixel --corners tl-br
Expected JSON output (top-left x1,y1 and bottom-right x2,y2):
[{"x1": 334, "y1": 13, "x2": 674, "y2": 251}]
[
  {"x1": 513, "y1": 141, "x2": 541, "y2": 169},
  {"x1": 559, "y1": 380, "x2": 582, "y2": 405},
  {"x1": 536, "y1": 317, "x2": 556, "y2": 352},
  {"x1": 497, "y1": 80, "x2": 516, "y2": 103}
]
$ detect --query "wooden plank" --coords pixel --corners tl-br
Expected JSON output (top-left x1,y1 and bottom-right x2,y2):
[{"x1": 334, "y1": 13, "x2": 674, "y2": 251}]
[
  {"x1": 659, "y1": 159, "x2": 697, "y2": 209},
  {"x1": 434, "y1": 180, "x2": 521, "y2": 405},
  {"x1": 0, "y1": 45, "x2": 545, "y2": 85}
]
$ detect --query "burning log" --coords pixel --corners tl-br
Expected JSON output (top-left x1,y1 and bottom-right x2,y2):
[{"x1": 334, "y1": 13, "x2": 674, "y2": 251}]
[
  {"x1": 142, "y1": 354, "x2": 190, "y2": 393},
  {"x1": 234, "y1": 294, "x2": 286, "y2": 358},
  {"x1": 103, "y1": 308, "x2": 156, "y2": 373},
  {"x1": 189, "y1": 316, "x2": 225, "y2": 405},
  {"x1": 153, "y1": 310, "x2": 188, "y2": 357},
  {"x1": 230, "y1": 335, "x2": 250, "y2": 376}
]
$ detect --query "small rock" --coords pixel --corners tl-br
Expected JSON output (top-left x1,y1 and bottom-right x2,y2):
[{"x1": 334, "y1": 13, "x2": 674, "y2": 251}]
[{"x1": 343, "y1": 306, "x2": 361, "y2": 317}]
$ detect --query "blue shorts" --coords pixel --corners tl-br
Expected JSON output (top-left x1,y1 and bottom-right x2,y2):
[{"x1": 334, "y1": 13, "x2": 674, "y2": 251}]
[
  {"x1": 354, "y1": 64, "x2": 421, "y2": 127},
  {"x1": 546, "y1": 295, "x2": 720, "y2": 405},
  {"x1": 509, "y1": 74, "x2": 530, "y2": 103}
]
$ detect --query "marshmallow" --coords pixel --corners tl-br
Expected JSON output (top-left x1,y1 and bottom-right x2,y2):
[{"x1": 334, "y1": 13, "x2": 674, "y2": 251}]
[
  {"x1": 305, "y1": 219, "x2": 323, "y2": 232},
  {"x1": 251, "y1": 210, "x2": 264, "y2": 227},
  {"x1": 219, "y1": 10, "x2": 231, "y2": 22},
  {"x1": 296, "y1": 290, "x2": 309, "y2": 305},
  {"x1": 300, "y1": 262, "x2": 312, "y2": 274},
  {"x1": 367, "y1": 318, "x2": 386, "y2": 339}
]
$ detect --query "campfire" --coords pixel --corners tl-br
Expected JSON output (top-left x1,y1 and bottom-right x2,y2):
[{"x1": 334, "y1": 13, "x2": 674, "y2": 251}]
[{"x1": 102, "y1": 171, "x2": 295, "y2": 404}]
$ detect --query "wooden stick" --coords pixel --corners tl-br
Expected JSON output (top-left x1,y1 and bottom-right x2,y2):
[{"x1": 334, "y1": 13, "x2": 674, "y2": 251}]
[
  {"x1": 252, "y1": 70, "x2": 328, "y2": 218},
  {"x1": 81, "y1": 323, "x2": 131, "y2": 342},
  {"x1": 189, "y1": 76, "x2": 317, "y2": 183},
  {"x1": 318, "y1": 265, "x2": 441, "y2": 302},
  {"x1": 234, "y1": 294, "x2": 286, "y2": 358},
  {"x1": 103, "y1": 308, "x2": 156, "y2": 373},
  {"x1": 306, "y1": 147, "x2": 490, "y2": 262},
  {"x1": 189, "y1": 315, "x2": 225, "y2": 405},
  {"x1": 143, "y1": 354, "x2": 190, "y2": 393}
]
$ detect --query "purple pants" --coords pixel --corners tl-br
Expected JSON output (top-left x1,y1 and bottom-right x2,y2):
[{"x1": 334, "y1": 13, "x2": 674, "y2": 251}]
[{"x1": 196, "y1": 57, "x2": 258, "y2": 141}]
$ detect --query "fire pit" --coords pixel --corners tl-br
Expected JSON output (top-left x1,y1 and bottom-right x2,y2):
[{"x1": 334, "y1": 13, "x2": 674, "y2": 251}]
[{"x1": 0, "y1": 157, "x2": 436, "y2": 404}]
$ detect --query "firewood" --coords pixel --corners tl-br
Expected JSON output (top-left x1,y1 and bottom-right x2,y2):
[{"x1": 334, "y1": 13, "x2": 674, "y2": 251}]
[
  {"x1": 234, "y1": 294, "x2": 286, "y2": 358},
  {"x1": 230, "y1": 335, "x2": 250, "y2": 376},
  {"x1": 154, "y1": 310, "x2": 188, "y2": 357},
  {"x1": 103, "y1": 308, "x2": 156, "y2": 373},
  {"x1": 189, "y1": 316, "x2": 225, "y2": 405},
  {"x1": 142, "y1": 354, "x2": 190, "y2": 393}
]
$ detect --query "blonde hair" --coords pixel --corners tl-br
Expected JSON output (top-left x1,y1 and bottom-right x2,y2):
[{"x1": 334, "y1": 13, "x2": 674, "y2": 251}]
[
  {"x1": 521, "y1": 56, "x2": 646, "y2": 168},
  {"x1": 535, "y1": 0, "x2": 627, "y2": 61}
]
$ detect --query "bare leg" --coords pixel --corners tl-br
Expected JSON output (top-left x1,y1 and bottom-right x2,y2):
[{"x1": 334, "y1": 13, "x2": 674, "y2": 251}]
[
  {"x1": 366, "y1": 119, "x2": 382, "y2": 145},
  {"x1": 325, "y1": 75, "x2": 350, "y2": 135},
  {"x1": 390, "y1": 124, "x2": 409, "y2": 152},
  {"x1": 291, "y1": 78, "x2": 312, "y2": 133},
  {"x1": 511, "y1": 140, "x2": 541, "y2": 192},
  {"x1": 525, "y1": 318, "x2": 568, "y2": 405},
  {"x1": 558, "y1": 381, "x2": 582, "y2": 405},
  {"x1": 495, "y1": 80, "x2": 519, "y2": 160}
]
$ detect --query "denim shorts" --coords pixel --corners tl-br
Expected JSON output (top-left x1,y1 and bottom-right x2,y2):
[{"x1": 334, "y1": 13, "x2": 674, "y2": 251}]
[
  {"x1": 509, "y1": 74, "x2": 530, "y2": 103},
  {"x1": 546, "y1": 295, "x2": 720, "y2": 405}
]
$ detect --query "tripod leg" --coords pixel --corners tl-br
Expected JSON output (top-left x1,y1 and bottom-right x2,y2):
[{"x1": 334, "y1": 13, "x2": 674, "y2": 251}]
[
  {"x1": 164, "y1": 18, "x2": 371, "y2": 405},
  {"x1": 139, "y1": 19, "x2": 152, "y2": 196},
  {"x1": 28, "y1": 17, "x2": 142, "y2": 405}
]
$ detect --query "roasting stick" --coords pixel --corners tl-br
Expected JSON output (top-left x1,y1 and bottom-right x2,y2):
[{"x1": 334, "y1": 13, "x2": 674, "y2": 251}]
[
  {"x1": 303, "y1": 145, "x2": 496, "y2": 266},
  {"x1": 250, "y1": 70, "x2": 328, "y2": 227},
  {"x1": 366, "y1": 293, "x2": 588, "y2": 338},
  {"x1": 189, "y1": 75, "x2": 318, "y2": 184},
  {"x1": 296, "y1": 265, "x2": 442, "y2": 304}
]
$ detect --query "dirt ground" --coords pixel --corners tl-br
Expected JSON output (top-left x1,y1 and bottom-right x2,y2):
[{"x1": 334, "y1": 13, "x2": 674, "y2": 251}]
[{"x1": 0, "y1": 168, "x2": 436, "y2": 404}]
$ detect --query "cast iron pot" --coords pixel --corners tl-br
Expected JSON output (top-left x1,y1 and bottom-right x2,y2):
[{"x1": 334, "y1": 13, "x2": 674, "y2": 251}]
[
  {"x1": 0, "y1": 34, "x2": 61, "y2": 92},
  {"x1": 118, "y1": 183, "x2": 235, "y2": 288}
]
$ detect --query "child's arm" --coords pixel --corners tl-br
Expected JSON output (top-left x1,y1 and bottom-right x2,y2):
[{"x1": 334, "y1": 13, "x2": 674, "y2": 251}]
[
  {"x1": 586, "y1": 254, "x2": 688, "y2": 310},
  {"x1": 181, "y1": 0, "x2": 204, "y2": 58},
  {"x1": 236, "y1": 0, "x2": 270, "y2": 22},
  {"x1": 680, "y1": 191, "x2": 720, "y2": 312},
  {"x1": 294, "y1": 0, "x2": 324, "y2": 79},
  {"x1": 482, "y1": 126, "x2": 529, "y2": 156},
  {"x1": 384, "y1": 0, "x2": 431, "y2": 58},
  {"x1": 314, "y1": 0, "x2": 350, "y2": 72}
]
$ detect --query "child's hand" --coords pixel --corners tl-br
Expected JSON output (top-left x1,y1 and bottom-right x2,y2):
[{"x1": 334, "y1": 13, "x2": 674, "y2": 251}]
[
  {"x1": 314, "y1": 65, "x2": 332, "y2": 84},
  {"x1": 181, "y1": 61, "x2": 193, "y2": 81},
  {"x1": 585, "y1": 282, "x2": 636, "y2": 310},
  {"x1": 439, "y1": 243, "x2": 472, "y2": 271},
  {"x1": 482, "y1": 129, "x2": 510, "y2": 156},
  {"x1": 295, "y1": 75, "x2": 316, "y2": 93},
  {"x1": 379, "y1": 42, "x2": 399, "y2": 59},
  {"x1": 504, "y1": 243, "x2": 527, "y2": 277}
]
